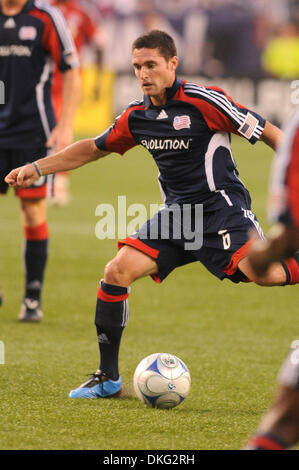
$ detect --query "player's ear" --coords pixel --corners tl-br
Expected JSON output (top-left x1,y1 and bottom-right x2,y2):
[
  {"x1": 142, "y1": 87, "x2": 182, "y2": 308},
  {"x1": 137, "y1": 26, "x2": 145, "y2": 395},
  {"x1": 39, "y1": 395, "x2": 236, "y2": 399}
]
[{"x1": 168, "y1": 56, "x2": 178, "y2": 72}]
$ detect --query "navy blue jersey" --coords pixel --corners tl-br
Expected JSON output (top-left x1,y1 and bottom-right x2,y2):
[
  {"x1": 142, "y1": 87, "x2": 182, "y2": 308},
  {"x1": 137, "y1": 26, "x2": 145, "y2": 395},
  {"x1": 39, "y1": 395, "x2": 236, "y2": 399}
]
[
  {"x1": 95, "y1": 77, "x2": 266, "y2": 207},
  {"x1": 0, "y1": 0, "x2": 79, "y2": 148}
]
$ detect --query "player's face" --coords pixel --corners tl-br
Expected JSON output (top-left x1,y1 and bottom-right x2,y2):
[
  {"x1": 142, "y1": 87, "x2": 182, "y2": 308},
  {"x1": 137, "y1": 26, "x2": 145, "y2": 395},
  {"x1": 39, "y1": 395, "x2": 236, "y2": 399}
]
[{"x1": 132, "y1": 48, "x2": 178, "y2": 106}]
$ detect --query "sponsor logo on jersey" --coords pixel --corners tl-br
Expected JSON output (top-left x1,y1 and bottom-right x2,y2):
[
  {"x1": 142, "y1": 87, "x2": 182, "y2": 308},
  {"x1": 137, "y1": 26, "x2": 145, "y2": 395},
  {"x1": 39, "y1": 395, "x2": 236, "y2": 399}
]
[
  {"x1": 140, "y1": 138, "x2": 192, "y2": 151},
  {"x1": 173, "y1": 115, "x2": 191, "y2": 130},
  {"x1": 19, "y1": 26, "x2": 37, "y2": 41},
  {"x1": 0, "y1": 45, "x2": 32, "y2": 57}
]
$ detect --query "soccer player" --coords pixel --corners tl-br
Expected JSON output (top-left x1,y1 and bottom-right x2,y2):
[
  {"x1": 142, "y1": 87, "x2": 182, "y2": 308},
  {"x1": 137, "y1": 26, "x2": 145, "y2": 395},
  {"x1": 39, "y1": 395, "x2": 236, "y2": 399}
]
[
  {"x1": 5, "y1": 30, "x2": 299, "y2": 396},
  {"x1": 244, "y1": 110, "x2": 299, "y2": 450},
  {"x1": 0, "y1": 0, "x2": 80, "y2": 321}
]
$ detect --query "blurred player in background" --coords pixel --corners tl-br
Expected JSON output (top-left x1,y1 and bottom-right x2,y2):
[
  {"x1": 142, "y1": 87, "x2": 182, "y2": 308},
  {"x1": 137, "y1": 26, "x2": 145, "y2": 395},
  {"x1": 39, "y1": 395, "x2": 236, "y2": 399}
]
[
  {"x1": 0, "y1": 0, "x2": 80, "y2": 320},
  {"x1": 49, "y1": 0, "x2": 103, "y2": 206},
  {"x1": 5, "y1": 31, "x2": 299, "y2": 397},
  {"x1": 245, "y1": 110, "x2": 299, "y2": 450}
]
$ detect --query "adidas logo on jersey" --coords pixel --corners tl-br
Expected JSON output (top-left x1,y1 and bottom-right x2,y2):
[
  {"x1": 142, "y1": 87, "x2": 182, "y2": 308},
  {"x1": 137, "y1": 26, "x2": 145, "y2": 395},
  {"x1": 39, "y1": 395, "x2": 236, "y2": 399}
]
[
  {"x1": 157, "y1": 109, "x2": 168, "y2": 120},
  {"x1": 4, "y1": 18, "x2": 16, "y2": 29}
]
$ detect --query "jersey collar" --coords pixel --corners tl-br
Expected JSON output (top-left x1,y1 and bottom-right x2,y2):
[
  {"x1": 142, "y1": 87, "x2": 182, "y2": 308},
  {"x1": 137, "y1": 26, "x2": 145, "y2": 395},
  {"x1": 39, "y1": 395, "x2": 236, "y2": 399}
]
[{"x1": 143, "y1": 76, "x2": 183, "y2": 107}]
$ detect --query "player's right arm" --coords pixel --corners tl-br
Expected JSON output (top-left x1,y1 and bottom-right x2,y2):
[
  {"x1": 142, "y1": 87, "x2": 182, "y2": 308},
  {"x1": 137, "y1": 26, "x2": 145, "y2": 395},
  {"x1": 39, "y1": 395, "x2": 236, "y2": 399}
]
[{"x1": 5, "y1": 139, "x2": 109, "y2": 189}]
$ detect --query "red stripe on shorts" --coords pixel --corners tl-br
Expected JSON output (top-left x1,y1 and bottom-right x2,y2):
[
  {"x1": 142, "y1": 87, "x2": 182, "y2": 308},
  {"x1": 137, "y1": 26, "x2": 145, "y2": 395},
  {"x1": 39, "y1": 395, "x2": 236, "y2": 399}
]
[
  {"x1": 223, "y1": 240, "x2": 252, "y2": 276},
  {"x1": 16, "y1": 185, "x2": 47, "y2": 199},
  {"x1": 118, "y1": 237, "x2": 160, "y2": 259}
]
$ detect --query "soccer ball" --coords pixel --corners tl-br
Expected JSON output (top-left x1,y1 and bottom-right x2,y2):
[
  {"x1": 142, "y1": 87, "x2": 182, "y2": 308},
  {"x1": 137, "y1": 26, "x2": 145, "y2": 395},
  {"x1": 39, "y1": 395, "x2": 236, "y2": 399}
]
[{"x1": 133, "y1": 353, "x2": 191, "y2": 409}]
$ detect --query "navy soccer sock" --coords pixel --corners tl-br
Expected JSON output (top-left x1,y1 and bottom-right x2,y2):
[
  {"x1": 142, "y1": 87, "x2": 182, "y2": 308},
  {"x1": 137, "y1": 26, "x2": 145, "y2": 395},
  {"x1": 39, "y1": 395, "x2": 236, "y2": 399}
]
[
  {"x1": 95, "y1": 280, "x2": 130, "y2": 381},
  {"x1": 24, "y1": 222, "x2": 49, "y2": 303}
]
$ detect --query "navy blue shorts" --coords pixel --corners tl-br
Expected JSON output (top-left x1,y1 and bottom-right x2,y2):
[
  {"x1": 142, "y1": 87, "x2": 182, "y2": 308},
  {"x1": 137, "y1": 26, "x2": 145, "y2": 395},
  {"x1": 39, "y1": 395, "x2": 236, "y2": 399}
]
[
  {"x1": 0, "y1": 147, "x2": 53, "y2": 199},
  {"x1": 119, "y1": 201, "x2": 264, "y2": 284}
]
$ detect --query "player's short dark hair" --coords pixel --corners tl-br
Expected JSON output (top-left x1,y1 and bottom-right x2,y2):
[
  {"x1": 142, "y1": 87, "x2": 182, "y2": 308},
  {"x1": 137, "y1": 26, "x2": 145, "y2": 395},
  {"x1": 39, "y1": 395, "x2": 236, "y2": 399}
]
[{"x1": 132, "y1": 30, "x2": 177, "y2": 61}]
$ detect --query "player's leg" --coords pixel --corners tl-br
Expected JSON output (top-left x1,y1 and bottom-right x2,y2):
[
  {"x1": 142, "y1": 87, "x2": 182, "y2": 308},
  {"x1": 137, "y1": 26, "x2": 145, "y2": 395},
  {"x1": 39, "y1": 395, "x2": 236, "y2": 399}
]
[
  {"x1": 69, "y1": 207, "x2": 192, "y2": 399},
  {"x1": 69, "y1": 245, "x2": 159, "y2": 398},
  {"x1": 9, "y1": 147, "x2": 51, "y2": 321},
  {"x1": 246, "y1": 386, "x2": 299, "y2": 449},
  {"x1": 48, "y1": 171, "x2": 71, "y2": 207},
  {"x1": 244, "y1": 350, "x2": 299, "y2": 450},
  {"x1": 209, "y1": 202, "x2": 299, "y2": 287},
  {"x1": 96, "y1": 245, "x2": 158, "y2": 379},
  {"x1": 238, "y1": 257, "x2": 287, "y2": 286},
  {"x1": 238, "y1": 250, "x2": 299, "y2": 286},
  {"x1": 18, "y1": 196, "x2": 49, "y2": 322}
]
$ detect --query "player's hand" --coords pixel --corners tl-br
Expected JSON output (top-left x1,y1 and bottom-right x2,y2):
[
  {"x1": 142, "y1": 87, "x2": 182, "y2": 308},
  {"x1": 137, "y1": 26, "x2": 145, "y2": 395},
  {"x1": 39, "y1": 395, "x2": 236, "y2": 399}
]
[
  {"x1": 5, "y1": 164, "x2": 39, "y2": 189},
  {"x1": 46, "y1": 124, "x2": 73, "y2": 153}
]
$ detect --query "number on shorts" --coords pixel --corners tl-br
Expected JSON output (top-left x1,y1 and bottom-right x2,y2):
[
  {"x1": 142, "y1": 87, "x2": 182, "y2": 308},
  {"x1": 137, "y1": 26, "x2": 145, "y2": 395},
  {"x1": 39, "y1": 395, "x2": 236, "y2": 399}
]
[{"x1": 218, "y1": 229, "x2": 231, "y2": 250}]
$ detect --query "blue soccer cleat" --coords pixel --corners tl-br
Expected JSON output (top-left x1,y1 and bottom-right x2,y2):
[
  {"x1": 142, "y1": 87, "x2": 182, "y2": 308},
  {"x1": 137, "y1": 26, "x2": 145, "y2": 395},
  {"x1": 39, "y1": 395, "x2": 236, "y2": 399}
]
[{"x1": 69, "y1": 370, "x2": 122, "y2": 398}]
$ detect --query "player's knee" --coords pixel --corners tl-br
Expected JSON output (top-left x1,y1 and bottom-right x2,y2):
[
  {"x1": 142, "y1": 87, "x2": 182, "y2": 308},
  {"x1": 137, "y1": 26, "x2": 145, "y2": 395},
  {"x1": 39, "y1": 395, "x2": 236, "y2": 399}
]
[
  {"x1": 104, "y1": 258, "x2": 133, "y2": 286},
  {"x1": 251, "y1": 264, "x2": 287, "y2": 286},
  {"x1": 20, "y1": 198, "x2": 47, "y2": 226},
  {"x1": 251, "y1": 276, "x2": 276, "y2": 287}
]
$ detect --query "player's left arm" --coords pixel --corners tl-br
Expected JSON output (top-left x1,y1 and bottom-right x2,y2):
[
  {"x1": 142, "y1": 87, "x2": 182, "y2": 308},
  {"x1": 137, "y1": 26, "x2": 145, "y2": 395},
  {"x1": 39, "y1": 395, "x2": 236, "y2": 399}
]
[
  {"x1": 259, "y1": 120, "x2": 284, "y2": 151},
  {"x1": 47, "y1": 68, "x2": 81, "y2": 151}
]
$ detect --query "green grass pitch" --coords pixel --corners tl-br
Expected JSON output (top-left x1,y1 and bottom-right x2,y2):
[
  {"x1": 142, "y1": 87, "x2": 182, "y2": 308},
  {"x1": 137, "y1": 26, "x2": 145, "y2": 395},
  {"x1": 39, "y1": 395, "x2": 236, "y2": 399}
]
[{"x1": 0, "y1": 136, "x2": 298, "y2": 450}]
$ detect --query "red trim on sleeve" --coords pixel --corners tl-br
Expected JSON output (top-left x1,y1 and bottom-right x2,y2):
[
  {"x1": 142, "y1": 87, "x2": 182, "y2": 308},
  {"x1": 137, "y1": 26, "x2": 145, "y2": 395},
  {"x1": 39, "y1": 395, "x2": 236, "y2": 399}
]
[
  {"x1": 118, "y1": 237, "x2": 160, "y2": 259},
  {"x1": 223, "y1": 240, "x2": 252, "y2": 276},
  {"x1": 28, "y1": 9, "x2": 62, "y2": 66},
  {"x1": 16, "y1": 185, "x2": 47, "y2": 199},
  {"x1": 24, "y1": 221, "x2": 49, "y2": 241},
  {"x1": 105, "y1": 106, "x2": 143, "y2": 155},
  {"x1": 175, "y1": 82, "x2": 245, "y2": 136},
  {"x1": 286, "y1": 127, "x2": 299, "y2": 228}
]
